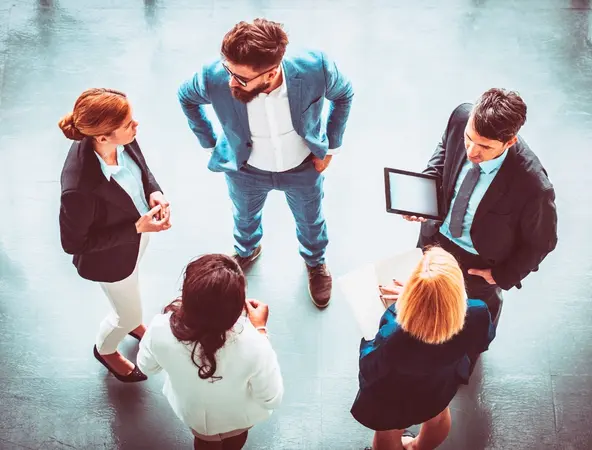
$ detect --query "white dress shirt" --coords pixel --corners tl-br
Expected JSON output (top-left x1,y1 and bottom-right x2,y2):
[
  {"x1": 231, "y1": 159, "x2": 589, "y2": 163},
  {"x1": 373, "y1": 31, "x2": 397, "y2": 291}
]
[
  {"x1": 137, "y1": 313, "x2": 284, "y2": 436},
  {"x1": 94, "y1": 145, "x2": 150, "y2": 215},
  {"x1": 205, "y1": 67, "x2": 340, "y2": 171},
  {"x1": 245, "y1": 67, "x2": 313, "y2": 172}
]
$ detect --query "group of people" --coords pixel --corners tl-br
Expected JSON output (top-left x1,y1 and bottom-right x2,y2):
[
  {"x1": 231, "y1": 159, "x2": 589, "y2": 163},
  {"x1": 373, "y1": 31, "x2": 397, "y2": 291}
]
[{"x1": 58, "y1": 18, "x2": 557, "y2": 450}]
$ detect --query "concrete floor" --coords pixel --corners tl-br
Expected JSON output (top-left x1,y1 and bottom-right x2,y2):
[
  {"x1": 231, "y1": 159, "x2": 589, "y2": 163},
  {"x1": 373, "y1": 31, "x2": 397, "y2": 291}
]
[{"x1": 0, "y1": 0, "x2": 591, "y2": 449}]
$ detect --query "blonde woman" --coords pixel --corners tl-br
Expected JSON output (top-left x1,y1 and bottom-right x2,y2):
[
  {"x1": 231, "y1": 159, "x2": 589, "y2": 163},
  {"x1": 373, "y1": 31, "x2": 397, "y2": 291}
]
[{"x1": 351, "y1": 247, "x2": 495, "y2": 450}]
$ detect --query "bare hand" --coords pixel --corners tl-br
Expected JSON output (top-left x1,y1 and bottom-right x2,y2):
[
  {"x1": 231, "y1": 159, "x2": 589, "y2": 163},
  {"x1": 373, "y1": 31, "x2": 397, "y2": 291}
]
[
  {"x1": 312, "y1": 155, "x2": 333, "y2": 173},
  {"x1": 245, "y1": 298, "x2": 269, "y2": 329},
  {"x1": 467, "y1": 268, "x2": 496, "y2": 285},
  {"x1": 149, "y1": 191, "x2": 171, "y2": 222},
  {"x1": 135, "y1": 205, "x2": 172, "y2": 233},
  {"x1": 402, "y1": 215, "x2": 427, "y2": 223},
  {"x1": 379, "y1": 279, "x2": 405, "y2": 308}
]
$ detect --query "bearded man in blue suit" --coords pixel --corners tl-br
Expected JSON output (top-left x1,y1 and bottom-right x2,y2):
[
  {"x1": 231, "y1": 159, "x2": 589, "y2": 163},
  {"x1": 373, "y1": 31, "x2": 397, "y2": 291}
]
[{"x1": 178, "y1": 18, "x2": 354, "y2": 308}]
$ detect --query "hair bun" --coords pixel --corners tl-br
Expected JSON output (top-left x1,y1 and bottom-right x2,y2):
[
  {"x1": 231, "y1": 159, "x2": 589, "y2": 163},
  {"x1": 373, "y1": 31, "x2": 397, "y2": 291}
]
[{"x1": 58, "y1": 112, "x2": 86, "y2": 141}]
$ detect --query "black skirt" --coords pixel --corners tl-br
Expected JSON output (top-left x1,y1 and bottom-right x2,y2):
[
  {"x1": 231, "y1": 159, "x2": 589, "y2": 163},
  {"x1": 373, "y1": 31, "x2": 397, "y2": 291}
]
[{"x1": 350, "y1": 370, "x2": 464, "y2": 431}]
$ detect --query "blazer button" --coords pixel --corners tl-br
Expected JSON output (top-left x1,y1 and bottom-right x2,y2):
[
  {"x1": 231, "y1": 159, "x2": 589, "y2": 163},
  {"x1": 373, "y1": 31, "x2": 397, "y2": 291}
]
[{"x1": 246, "y1": 142, "x2": 253, "y2": 148}]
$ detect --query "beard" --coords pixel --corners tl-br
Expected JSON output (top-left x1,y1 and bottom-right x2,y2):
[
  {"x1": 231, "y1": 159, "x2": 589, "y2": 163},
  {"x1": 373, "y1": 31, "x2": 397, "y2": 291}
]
[{"x1": 230, "y1": 81, "x2": 271, "y2": 104}]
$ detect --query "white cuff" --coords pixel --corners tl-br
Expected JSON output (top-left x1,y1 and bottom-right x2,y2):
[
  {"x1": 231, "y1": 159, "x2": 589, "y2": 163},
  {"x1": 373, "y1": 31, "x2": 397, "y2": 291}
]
[
  {"x1": 204, "y1": 147, "x2": 214, "y2": 154},
  {"x1": 256, "y1": 326, "x2": 269, "y2": 338},
  {"x1": 327, "y1": 146, "x2": 341, "y2": 156}
]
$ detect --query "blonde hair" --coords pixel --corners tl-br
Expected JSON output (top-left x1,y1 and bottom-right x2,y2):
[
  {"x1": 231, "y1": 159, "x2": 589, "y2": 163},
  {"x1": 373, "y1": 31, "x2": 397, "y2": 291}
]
[{"x1": 395, "y1": 247, "x2": 467, "y2": 344}]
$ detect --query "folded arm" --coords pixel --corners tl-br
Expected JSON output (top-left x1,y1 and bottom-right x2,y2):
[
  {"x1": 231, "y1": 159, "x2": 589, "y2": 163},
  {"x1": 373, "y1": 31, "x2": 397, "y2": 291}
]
[
  {"x1": 178, "y1": 68, "x2": 218, "y2": 149},
  {"x1": 491, "y1": 188, "x2": 558, "y2": 290},
  {"x1": 322, "y1": 53, "x2": 354, "y2": 150},
  {"x1": 59, "y1": 191, "x2": 138, "y2": 255}
]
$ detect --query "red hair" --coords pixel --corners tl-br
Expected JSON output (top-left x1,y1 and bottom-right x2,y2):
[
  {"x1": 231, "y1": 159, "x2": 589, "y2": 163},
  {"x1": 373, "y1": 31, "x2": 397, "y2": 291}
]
[{"x1": 58, "y1": 88, "x2": 130, "y2": 141}]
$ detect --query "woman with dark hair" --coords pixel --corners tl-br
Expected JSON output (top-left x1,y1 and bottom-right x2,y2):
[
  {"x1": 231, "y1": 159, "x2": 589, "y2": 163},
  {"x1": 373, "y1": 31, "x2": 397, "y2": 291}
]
[
  {"x1": 58, "y1": 88, "x2": 171, "y2": 383},
  {"x1": 137, "y1": 254, "x2": 283, "y2": 450}
]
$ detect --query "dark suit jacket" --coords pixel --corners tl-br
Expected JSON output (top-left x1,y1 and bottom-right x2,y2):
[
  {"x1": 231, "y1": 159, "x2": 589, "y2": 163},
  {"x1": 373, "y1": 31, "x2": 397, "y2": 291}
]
[
  {"x1": 351, "y1": 300, "x2": 495, "y2": 431},
  {"x1": 420, "y1": 103, "x2": 558, "y2": 290},
  {"x1": 59, "y1": 138, "x2": 162, "y2": 282}
]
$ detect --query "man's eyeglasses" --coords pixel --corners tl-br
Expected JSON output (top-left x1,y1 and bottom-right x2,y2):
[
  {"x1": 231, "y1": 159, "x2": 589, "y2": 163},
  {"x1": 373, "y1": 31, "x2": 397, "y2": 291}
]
[{"x1": 222, "y1": 62, "x2": 277, "y2": 87}]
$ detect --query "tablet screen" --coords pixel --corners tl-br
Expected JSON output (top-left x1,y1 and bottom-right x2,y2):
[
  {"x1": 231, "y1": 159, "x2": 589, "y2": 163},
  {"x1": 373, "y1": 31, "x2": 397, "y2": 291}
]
[{"x1": 384, "y1": 168, "x2": 442, "y2": 220}]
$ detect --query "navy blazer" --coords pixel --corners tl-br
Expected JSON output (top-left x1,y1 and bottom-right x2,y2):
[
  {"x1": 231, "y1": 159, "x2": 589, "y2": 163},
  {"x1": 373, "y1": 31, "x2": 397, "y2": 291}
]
[
  {"x1": 351, "y1": 300, "x2": 495, "y2": 431},
  {"x1": 178, "y1": 50, "x2": 354, "y2": 172},
  {"x1": 59, "y1": 138, "x2": 162, "y2": 283}
]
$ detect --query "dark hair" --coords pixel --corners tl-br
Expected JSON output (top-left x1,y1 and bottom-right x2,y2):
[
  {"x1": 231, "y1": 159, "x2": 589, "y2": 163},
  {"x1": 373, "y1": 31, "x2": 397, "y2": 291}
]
[
  {"x1": 164, "y1": 254, "x2": 246, "y2": 381},
  {"x1": 221, "y1": 18, "x2": 289, "y2": 71},
  {"x1": 472, "y1": 88, "x2": 527, "y2": 143},
  {"x1": 58, "y1": 88, "x2": 129, "y2": 140}
]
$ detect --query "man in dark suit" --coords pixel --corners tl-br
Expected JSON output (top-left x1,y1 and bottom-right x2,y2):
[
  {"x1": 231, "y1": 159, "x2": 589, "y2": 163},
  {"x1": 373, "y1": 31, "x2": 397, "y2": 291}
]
[{"x1": 404, "y1": 88, "x2": 558, "y2": 325}]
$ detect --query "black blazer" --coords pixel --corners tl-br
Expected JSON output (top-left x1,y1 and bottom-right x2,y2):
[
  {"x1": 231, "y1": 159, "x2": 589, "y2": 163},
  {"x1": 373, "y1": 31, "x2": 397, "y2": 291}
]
[
  {"x1": 351, "y1": 300, "x2": 495, "y2": 431},
  {"x1": 59, "y1": 138, "x2": 162, "y2": 282},
  {"x1": 420, "y1": 103, "x2": 558, "y2": 290}
]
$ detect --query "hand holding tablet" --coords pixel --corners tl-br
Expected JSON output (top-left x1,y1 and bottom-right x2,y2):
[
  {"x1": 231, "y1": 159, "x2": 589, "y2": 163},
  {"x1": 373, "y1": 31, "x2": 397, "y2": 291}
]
[{"x1": 401, "y1": 214, "x2": 427, "y2": 223}]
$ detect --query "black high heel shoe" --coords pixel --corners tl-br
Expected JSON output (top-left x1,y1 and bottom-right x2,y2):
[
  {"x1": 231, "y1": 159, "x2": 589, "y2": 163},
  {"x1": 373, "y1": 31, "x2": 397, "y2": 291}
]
[{"x1": 93, "y1": 346, "x2": 147, "y2": 383}]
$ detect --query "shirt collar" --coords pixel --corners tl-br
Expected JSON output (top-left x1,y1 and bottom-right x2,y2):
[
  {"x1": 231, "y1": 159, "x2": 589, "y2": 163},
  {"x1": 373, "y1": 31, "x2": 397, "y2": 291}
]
[
  {"x1": 277, "y1": 64, "x2": 287, "y2": 96},
  {"x1": 257, "y1": 64, "x2": 286, "y2": 99},
  {"x1": 478, "y1": 148, "x2": 509, "y2": 175},
  {"x1": 95, "y1": 145, "x2": 126, "y2": 181}
]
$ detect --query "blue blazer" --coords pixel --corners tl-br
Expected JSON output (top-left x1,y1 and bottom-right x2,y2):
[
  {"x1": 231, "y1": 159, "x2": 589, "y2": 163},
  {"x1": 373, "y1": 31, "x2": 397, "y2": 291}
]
[
  {"x1": 178, "y1": 50, "x2": 354, "y2": 172},
  {"x1": 351, "y1": 300, "x2": 495, "y2": 431}
]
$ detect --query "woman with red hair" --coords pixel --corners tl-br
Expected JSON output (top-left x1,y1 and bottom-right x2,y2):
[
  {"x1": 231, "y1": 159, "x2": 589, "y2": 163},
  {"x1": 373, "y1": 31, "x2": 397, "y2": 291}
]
[{"x1": 58, "y1": 88, "x2": 171, "y2": 382}]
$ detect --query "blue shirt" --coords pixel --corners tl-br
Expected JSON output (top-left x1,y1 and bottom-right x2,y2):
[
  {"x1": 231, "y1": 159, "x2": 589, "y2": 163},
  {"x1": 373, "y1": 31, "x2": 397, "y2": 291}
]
[
  {"x1": 440, "y1": 150, "x2": 509, "y2": 254},
  {"x1": 95, "y1": 145, "x2": 150, "y2": 215}
]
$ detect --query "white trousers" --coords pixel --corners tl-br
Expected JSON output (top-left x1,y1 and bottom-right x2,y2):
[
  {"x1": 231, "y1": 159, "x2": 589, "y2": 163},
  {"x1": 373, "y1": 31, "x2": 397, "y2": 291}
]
[{"x1": 96, "y1": 233, "x2": 150, "y2": 355}]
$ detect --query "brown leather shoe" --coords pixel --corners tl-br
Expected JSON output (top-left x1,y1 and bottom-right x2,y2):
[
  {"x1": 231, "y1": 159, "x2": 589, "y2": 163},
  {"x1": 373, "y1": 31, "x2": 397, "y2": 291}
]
[
  {"x1": 231, "y1": 245, "x2": 262, "y2": 271},
  {"x1": 306, "y1": 263, "x2": 332, "y2": 308}
]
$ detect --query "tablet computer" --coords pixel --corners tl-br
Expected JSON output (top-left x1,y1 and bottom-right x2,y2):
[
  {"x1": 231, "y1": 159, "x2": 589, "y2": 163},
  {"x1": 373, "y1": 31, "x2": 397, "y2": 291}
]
[{"x1": 384, "y1": 167, "x2": 443, "y2": 220}]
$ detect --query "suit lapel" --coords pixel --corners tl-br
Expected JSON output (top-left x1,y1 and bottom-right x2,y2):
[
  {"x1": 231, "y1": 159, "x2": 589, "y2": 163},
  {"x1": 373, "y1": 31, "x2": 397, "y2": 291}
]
[
  {"x1": 473, "y1": 147, "x2": 515, "y2": 222},
  {"x1": 283, "y1": 60, "x2": 302, "y2": 132},
  {"x1": 93, "y1": 178, "x2": 140, "y2": 217},
  {"x1": 79, "y1": 139, "x2": 140, "y2": 217},
  {"x1": 231, "y1": 96, "x2": 250, "y2": 137},
  {"x1": 122, "y1": 141, "x2": 148, "y2": 196},
  {"x1": 123, "y1": 141, "x2": 143, "y2": 171}
]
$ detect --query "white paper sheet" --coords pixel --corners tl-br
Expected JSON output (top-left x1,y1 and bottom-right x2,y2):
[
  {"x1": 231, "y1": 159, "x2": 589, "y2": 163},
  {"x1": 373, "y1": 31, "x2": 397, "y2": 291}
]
[{"x1": 338, "y1": 248, "x2": 423, "y2": 340}]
